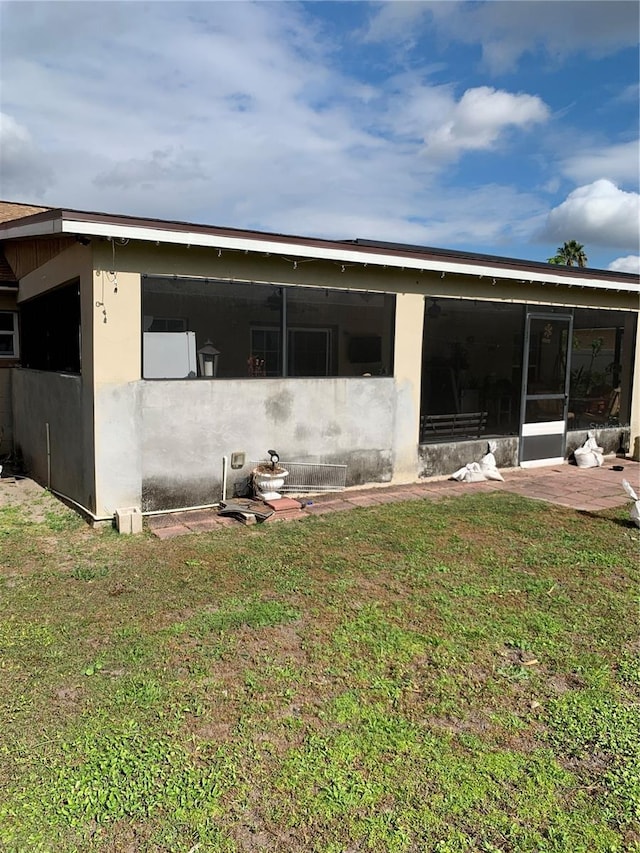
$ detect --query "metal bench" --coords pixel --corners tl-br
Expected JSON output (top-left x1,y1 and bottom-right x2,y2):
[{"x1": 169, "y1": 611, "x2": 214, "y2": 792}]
[{"x1": 420, "y1": 411, "x2": 488, "y2": 442}]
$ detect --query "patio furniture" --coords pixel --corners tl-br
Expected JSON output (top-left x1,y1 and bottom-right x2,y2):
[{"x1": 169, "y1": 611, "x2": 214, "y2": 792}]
[{"x1": 420, "y1": 411, "x2": 488, "y2": 442}]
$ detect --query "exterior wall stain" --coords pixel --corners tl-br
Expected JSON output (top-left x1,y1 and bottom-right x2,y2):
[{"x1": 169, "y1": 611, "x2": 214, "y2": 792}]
[
  {"x1": 333, "y1": 449, "x2": 393, "y2": 486},
  {"x1": 265, "y1": 388, "x2": 294, "y2": 422},
  {"x1": 142, "y1": 477, "x2": 222, "y2": 512},
  {"x1": 323, "y1": 421, "x2": 342, "y2": 438},
  {"x1": 294, "y1": 423, "x2": 310, "y2": 441}
]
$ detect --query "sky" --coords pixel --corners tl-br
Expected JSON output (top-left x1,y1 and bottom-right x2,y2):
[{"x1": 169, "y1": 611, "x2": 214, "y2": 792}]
[{"x1": 1, "y1": 0, "x2": 639, "y2": 273}]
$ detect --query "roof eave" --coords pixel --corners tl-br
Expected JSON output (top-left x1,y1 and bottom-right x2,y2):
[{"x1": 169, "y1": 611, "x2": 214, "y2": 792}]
[{"x1": 1, "y1": 210, "x2": 637, "y2": 294}]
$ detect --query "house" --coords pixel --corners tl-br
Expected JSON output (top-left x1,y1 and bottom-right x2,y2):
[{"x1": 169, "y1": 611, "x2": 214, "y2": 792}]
[{"x1": 0, "y1": 201, "x2": 638, "y2": 522}]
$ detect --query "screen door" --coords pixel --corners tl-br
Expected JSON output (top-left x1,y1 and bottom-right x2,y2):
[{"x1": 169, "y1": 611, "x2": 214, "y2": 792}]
[{"x1": 520, "y1": 313, "x2": 573, "y2": 467}]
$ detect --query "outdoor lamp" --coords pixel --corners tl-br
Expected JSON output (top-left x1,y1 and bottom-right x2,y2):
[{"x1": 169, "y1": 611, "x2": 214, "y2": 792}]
[
  {"x1": 268, "y1": 449, "x2": 279, "y2": 467},
  {"x1": 197, "y1": 340, "x2": 220, "y2": 377}
]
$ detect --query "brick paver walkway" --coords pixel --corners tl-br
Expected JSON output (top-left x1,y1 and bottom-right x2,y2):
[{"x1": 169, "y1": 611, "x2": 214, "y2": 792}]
[{"x1": 146, "y1": 457, "x2": 640, "y2": 539}]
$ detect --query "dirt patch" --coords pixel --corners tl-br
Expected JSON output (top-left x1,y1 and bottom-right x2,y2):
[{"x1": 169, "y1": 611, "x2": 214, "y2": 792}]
[
  {"x1": 235, "y1": 622, "x2": 309, "y2": 668},
  {"x1": 547, "y1": 673, "x2": 586, "y2": 694},
  {"x1": 0, "y1": 476, "x2": 73, "y2": 523},
  {"x1": 53, "y1": 685, "x2": 85, "y2": 712}
]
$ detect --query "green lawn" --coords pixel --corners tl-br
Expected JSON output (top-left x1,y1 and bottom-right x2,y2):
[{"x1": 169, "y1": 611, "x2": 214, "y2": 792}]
[{"x1": 1, "y1": 489, "x2": 638, "y2": 852}]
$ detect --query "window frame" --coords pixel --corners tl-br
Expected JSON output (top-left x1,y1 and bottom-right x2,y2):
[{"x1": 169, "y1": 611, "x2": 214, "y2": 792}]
[
  {"x1": 0, "y1": 311, "x2": 19, "y2": 359},
  {"x1": 288, "y1": 326, "x2": 332, "y2": 376},
  {"x1": 141, "y1": 274, "x2": 396, "y2": 380},
  {"x1": 249, "y1": 325, "x2": 282, "y2": 377}
]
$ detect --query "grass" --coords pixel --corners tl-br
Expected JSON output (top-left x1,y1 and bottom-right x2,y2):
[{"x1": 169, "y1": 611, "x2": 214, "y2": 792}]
[{"x1": 0, "y1": 489, "x2": 639, "y2": 852}]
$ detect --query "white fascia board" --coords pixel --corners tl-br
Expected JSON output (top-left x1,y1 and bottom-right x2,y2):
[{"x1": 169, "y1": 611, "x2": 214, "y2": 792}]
[
  {"x1": 60, "y1": 220, "x2": 638, "y2": 294},
  {"x1": 0, "y1": 219, "x2": 63, "y2": 240},
  {"x1": 4, "y1": 216, "x2": 637, "y2": 295}
]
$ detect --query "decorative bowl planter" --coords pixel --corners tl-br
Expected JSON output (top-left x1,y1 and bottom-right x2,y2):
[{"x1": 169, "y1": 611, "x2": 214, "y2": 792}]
[{"x1": 252, "y1": 464, "x2": 289, "y2": 501}]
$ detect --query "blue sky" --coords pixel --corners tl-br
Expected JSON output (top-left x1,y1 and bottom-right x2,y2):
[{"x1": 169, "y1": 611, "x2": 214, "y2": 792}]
[{"x1": 1, "y1": 0, "x2": 638, "y2": 271}]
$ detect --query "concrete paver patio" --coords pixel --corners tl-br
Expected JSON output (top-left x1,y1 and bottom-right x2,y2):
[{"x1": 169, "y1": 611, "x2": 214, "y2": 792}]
[{"x1": 146, "y1": 457, "x2": 640, "y2": 538}]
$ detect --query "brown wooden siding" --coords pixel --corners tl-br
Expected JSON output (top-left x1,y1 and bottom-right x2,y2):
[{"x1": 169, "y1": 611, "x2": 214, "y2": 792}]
[{"x1": 3, "y1": 238, "x2": 76, "y2": 281}]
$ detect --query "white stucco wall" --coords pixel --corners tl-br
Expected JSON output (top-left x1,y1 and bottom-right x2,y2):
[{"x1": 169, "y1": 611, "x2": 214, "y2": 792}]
[
  {"x1": 138, "y1": 377, "x2": 400, "y2": 511},
  {"x1": 392, "y1": 293, "x2": 424, "y2": 480}
]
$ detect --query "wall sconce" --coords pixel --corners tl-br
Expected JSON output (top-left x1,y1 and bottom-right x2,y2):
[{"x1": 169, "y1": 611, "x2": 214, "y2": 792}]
[{"x1": 198, "y1": 340, "x2": 220, "y2": 377}]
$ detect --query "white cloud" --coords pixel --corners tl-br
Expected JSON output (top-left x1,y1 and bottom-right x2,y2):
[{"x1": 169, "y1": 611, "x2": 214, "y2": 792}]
[
  {"x1": 422, "y1": 87, "x2": 549, "y2": 161},
  {"x1": 472, "y1": 1, "x2": 640, "y2": 74},
  {"x1": 561, "y1": 140, "x2": 640, "y2": 186},
  {"x1": 542, "y1": 180, "x2": 640, "y2": 251},
  {"x1": 365, "y1": 1, "x2": 640, "y2": 74},
  {"x1": 94, "y1": 148, "x2": 207, "y2": 190},
  {"x1": 0, "y1": 112, "x2": 53, "y2": 197},
  {"x1": 608, "y1": 255, "x2": 640, "y2": 274},
  {"x1": 0, "y1": 0, "x2": 634, "y2": 267},
  {"x1": 364, "y1": 2, "x2": 434, "y2": 46},
  {"x1": 615, "y1": 83, "x2": 640, "y2": 105},
  {"x1": 271, "y1": 183, "x2": 547, "y2": 248},
  {"x1": 0, "y1": 2, "x2": 552, "y2": 247}
]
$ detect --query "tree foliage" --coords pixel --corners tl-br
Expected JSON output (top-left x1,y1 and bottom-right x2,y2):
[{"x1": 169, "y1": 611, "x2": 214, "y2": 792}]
[{"x1": 547, "y1": 240, "x2": 588, "y2": 267}]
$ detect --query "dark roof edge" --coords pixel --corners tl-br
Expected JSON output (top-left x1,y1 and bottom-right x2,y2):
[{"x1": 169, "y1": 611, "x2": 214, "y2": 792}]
[{"x1": 1, "y1": 205, "x2": 637, "y2": 283}]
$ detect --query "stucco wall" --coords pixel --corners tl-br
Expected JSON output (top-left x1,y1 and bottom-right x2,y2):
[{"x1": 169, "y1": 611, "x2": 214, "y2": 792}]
[
  {"x1": 419, "y1": 437, "x2": 520, "y2": 478},
  {"x1": 95, "y1": 381, "x2": 142, "y2": 514},
  {"x1": 12, "y1": 369, "x2": 91, "y2": 507},
  {"x1": 139, "y1": 377, "x2": 399, "y2": 510}
]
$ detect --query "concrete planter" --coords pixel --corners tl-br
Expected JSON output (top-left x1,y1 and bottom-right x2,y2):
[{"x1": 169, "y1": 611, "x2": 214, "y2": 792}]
[{"x1": 252, "y1": 465, "x2": 289, "y2": 500}]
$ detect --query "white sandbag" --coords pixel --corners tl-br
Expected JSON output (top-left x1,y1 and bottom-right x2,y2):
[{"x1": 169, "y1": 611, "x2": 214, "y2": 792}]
[
  {"x1": 451, "y1": 461, "x2": 487, "y2": 483},
  {"x1": 574, "y1": 431, "x2": 604, "y2": 468},
  {"x1": 451, "y1": 442, "x2": 504, "y2": 482},
  {"x1": 622, "y1": 479, "x2": 640, "y2": 528},
  {"x1": 479, "y1": 441, "x2": 504, "y2": 481}
]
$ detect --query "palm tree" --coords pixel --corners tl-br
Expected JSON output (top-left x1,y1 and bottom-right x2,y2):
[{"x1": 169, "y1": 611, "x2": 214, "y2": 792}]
[{"x1": 547, "y1": 240, "x2": 588, "y2": 267}]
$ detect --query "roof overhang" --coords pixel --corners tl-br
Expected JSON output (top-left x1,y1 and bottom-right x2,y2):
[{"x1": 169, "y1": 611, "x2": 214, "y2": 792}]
[{"x1": 1, "y1": 208, "x2": 638, "y2": 295}]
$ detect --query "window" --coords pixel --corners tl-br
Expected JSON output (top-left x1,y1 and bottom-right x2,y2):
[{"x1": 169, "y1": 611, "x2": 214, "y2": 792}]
[
  {"x1": 0, "y1": 311, "x2": 18, "y2": 358},
  {"x1": 144, "y1": 316, "x2": 187, "y2": 332},
  {"x1": 421, "y1": 299, "x2": 525, "y2": 439},
  {"x1": 142, "y1": 276, "x2": 395, "y2": 379},
  {"x1": 250, "y1": 327, "x2": 281, "y2": 376},
  {"x1": 569, "y1": 308, "x2": 637, "y2": 428},
  {"x1": 288, "y1": 328, "x2": 331, "y2": 376},
  {"x1": 20, "y1": 280, "x2": 81, "y2": 373}
]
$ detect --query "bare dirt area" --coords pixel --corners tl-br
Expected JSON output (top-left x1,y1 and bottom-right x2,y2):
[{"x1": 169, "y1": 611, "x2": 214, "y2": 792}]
[{"x1": 0, "y1": 475, "x2": 61, "y2": 522}]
